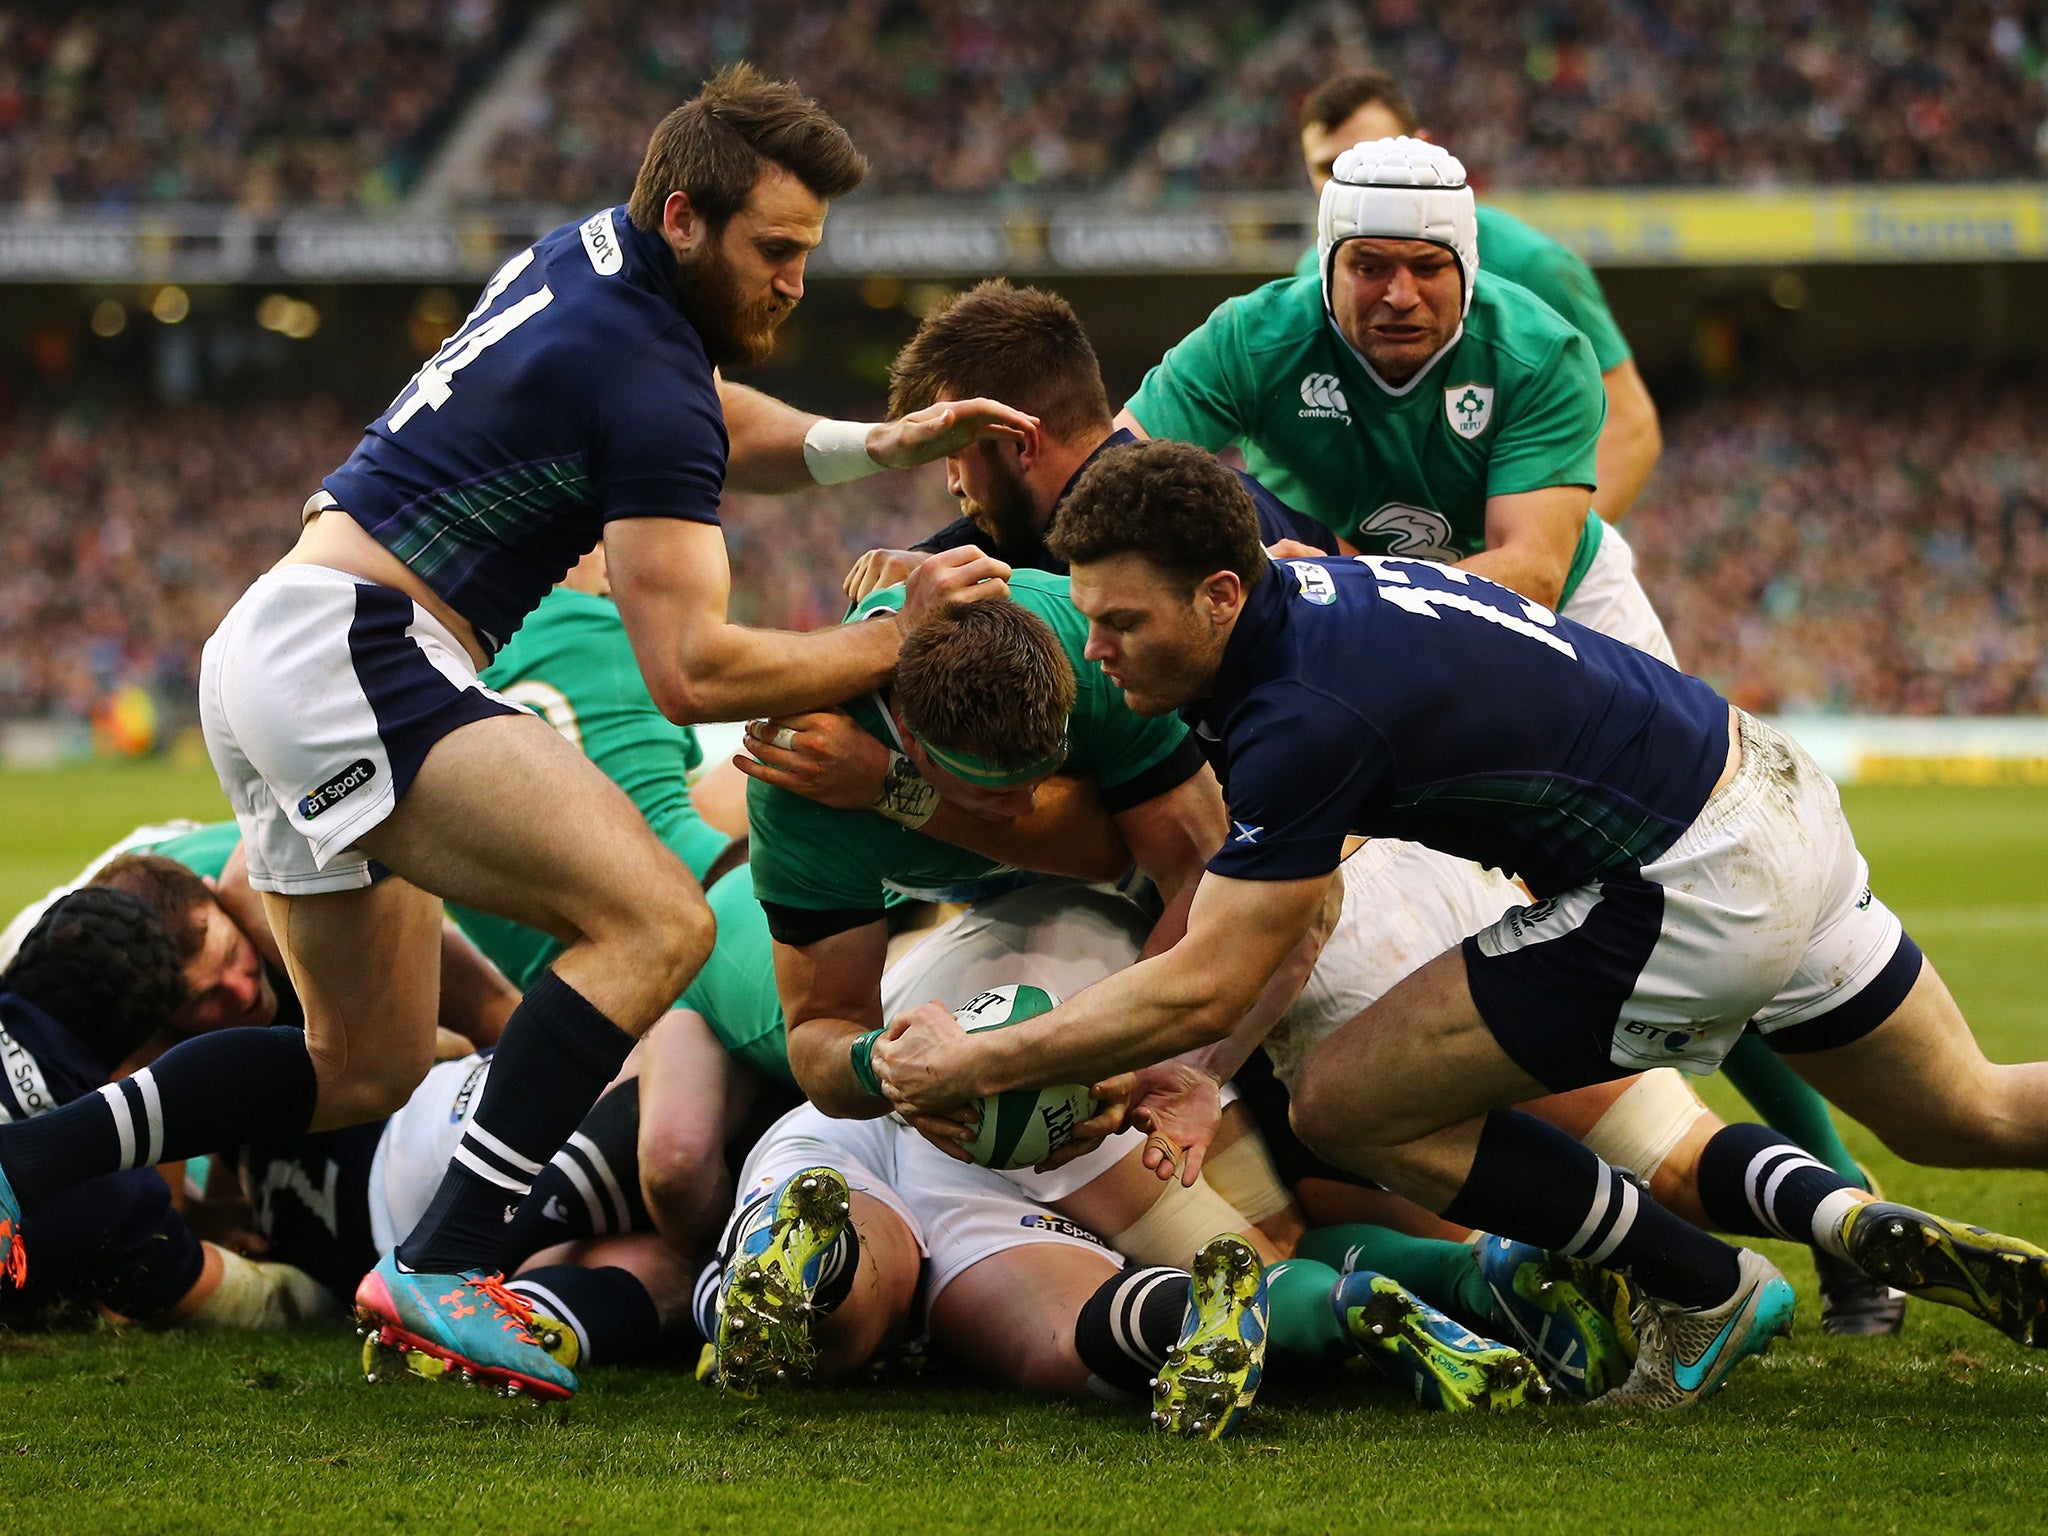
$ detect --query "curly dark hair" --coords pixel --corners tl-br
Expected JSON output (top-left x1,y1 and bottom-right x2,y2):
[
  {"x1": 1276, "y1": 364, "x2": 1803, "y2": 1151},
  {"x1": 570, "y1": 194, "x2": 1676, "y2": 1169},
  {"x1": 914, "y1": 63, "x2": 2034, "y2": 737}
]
[
  {"x1": 887, "y1": 280, "x2": 1112, "y2": 444},
  {"x1": 1047, "y1": 439, "x2": 1268, "y2": 592},
  {"x1": 4, "y1": 888, "x2": 188, "y2": 1069}
]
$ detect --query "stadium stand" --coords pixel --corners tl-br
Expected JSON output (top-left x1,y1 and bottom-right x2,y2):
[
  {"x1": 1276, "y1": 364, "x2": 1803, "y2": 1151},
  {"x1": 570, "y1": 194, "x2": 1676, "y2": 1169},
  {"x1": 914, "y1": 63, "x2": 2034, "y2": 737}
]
[
  {"x1": 2, "y1": 367, "x2": 2043, "y2": 722},
  {"x1": 0, "y1": 1, "x2": 537, "y2": 208}
]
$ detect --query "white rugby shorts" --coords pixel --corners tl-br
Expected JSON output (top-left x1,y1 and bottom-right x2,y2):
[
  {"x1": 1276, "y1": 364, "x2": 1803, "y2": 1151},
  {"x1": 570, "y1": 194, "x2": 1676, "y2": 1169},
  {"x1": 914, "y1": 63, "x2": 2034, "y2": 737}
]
[
  {"x1": 1466, "y1": 712, "x2": 1923, "y2": 1089},
  {"x1": 1559, "y1": 520, "x2": 1678, "y2": 665},
  {"x1": 1264, "y1": 838, "x2": 1526, "y2": 1092},
  {"x1": 722, "y1": 1104, "x2": 1118, "y2": 1308},
  {"x1": 367, "y1": 1053, "x2": 494, "y2": 1253},
  {"x1": 198, "y1": 565, "x2": 518, "y2": 894}
]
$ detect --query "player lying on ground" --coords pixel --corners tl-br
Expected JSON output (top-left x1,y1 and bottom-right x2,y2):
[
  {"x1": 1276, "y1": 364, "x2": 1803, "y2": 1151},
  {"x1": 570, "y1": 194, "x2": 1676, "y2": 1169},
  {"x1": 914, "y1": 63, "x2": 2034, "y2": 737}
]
[
  {"x1": 876, "y1": 440, "x2": 2048, "y2": 1412},
  {"x1": 0, "y1": 66, "x2": 1044, "y2": 1403},
  {"x1": 0, "y1": 891, "x2": 328, "y2": 1330}
]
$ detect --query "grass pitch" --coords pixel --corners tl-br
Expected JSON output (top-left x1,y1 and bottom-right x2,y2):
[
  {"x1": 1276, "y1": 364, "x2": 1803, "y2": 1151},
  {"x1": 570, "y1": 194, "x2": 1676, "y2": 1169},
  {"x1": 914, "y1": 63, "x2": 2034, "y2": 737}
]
[{"x1": 2, "y1": 765, "x2": 2047, "y2": 1534}]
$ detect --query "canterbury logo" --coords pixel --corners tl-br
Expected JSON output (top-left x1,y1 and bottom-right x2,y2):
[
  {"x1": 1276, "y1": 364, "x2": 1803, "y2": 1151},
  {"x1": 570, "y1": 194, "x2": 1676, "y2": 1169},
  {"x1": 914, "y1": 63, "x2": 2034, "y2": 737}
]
[{"x1": 1298, "y1": 373, "x2": 1350, "y2": 417}]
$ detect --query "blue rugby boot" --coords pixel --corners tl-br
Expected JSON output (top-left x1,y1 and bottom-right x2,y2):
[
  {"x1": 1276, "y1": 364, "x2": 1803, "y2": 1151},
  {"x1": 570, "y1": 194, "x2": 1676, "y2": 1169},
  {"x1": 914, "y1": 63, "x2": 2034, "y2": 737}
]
[
  {"x1": 354, "y1": 1255, "x2": 576, "y2": 1402},
  {"x1": 1478, "y1": 1235, "x2": 1638, "y2": 1399},
  {"x1": 1336, "y1": 1269, "x2": 1549, "y2": 1411},
  {"x1": 1843, "y1": 1201, "x2": 2048, "y2": 1346},
  {"x1": 714, "y1": 1166, "x2": 853, "y2": 1398},
  {"x1": 0, "y1": 1163, "x2": 22, "y2": 1290},
  {"x1": 1151, "y1": 1234, "x2": 1269, "y2": 1441},
  {"x1": 1597, "y1": 1248, "x2": 1795, "y2": 1411}
]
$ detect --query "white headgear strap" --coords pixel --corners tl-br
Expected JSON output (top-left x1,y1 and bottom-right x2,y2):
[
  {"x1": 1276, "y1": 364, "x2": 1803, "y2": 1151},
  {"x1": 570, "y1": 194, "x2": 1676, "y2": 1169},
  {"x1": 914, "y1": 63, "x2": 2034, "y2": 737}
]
[{"x1": 1318, "y1": 136, "x2": 1479, "y2": 317}]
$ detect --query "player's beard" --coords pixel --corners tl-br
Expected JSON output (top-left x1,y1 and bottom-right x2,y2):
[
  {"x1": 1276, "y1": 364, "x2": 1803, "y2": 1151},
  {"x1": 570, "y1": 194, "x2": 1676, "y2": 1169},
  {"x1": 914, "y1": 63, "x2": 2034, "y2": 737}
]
[
  {"x1": 674, "y1": 238, "x2": 791, "y2": 369},
  {"x1": 958, "y1": 464, "x2": 1044, "y2": 560}
]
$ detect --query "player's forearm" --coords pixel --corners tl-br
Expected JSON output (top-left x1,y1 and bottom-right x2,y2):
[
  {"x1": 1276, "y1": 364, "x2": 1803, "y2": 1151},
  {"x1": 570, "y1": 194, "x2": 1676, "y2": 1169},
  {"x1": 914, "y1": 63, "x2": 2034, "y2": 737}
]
[
  {"x1": 654, "y1": 617, "x2": 898, "y2": 725},
  {"x1": 1591, "y1": 362, "x2": 1662, "y2": 522},
  {"x1": 787, "y1": 1018, "x2": 894, "y2": 1119},
  {"x1": 1458, "y1": 542, "x2": 1573, "y2": 612},
  {"x1": 717, "y1": 380, "x2": 824, "y2": 494},
  {"x1": 922, "y1": 777, "x2": 1132, "y2": 883},
  {"x1": 974, "y1": 948, "x2": 1267, "y2": 1096}
]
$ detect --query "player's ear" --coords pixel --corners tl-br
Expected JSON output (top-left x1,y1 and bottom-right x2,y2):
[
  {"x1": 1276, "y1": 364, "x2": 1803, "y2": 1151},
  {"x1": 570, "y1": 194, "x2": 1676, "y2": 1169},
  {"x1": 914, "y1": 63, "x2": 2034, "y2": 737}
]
[{"x1": 662, "y1": 190, "x2": 710, "y2": 257}]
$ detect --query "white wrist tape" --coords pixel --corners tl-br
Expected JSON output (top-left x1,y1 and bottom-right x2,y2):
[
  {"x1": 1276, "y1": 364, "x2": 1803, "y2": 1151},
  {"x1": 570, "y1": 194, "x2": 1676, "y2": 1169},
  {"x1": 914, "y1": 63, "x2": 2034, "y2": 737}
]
[
  {"x1": 189, "y1": 1247, "x2": 335, "y2": 1330},
  {"x1": 803, "y1": 418, "x2": 884, "y2": 485}
]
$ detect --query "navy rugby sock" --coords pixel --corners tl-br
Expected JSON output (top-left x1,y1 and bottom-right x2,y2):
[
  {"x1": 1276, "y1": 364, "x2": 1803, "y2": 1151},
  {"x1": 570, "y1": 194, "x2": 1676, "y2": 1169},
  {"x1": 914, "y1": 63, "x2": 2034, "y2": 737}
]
[
  {"x1": 1073, "y1": 1265, "x2": 1191, "y2": 1400},
  {"x1": 507, "y1": 1265, "x2": 663, "y2": 1368},
  {"x1": 398, "y1": 971, "x2": 636, "y2": 1274},
  {"x1": 0, "y1": 1026, "x2": 317, "y2": 1206},
  {"x1": 1720, "y1": 1035, "x2": 1868, "y2": 1186},
  {"x1": 498, "y1": 1080, "x2": 649, "y2": 1270},
  {"x1": 1694, "y1": 1122, "x2": 1862, "y2": 1260},
  {"x1": 1442, "y1": 1109, "x2": 1743, "y2": 1311}
]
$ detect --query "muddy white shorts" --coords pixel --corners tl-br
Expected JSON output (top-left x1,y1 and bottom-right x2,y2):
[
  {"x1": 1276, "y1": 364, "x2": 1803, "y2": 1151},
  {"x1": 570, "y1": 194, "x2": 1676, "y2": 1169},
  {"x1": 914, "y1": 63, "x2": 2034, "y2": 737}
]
[
  {"x1": 198, "y1": 565, "x2": 518, "y2": 894},
  {"x1": 1466, "y1": 712, "x2": 1923, "y2": 1090},
  {"x1": 721, "y1": 1104, "x2": 1118, "y2": 1307},
  {"x1": 1264, "y1": 839, "x2": 1527, "y2": 1093},
  {"x1": 1559, "y1": 520, "x2": 1678, "y2": 666}
]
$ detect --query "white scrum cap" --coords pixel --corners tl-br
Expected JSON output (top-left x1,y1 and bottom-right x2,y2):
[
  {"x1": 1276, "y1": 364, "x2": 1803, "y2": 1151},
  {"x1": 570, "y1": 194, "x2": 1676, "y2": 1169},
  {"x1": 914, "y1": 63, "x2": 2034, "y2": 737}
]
[{"x1": 1317, "y1": 136, "x2": 1478, "y2": 316}]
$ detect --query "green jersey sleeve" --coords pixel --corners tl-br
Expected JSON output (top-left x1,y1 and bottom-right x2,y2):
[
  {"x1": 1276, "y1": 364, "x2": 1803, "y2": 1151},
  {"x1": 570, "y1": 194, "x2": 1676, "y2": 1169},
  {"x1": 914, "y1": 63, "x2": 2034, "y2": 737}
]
[
  {"x1": 745, "y1": 775, "x2": 890, "y2": 917},
  {"x1": 1125, "y1": 300, "x2": 1254, "y2": 451},
  {"x1": 1476, "y1": 206, "x2": 1632, "y2": 373},
  {"x1": 1487, "y1": 328, "x2": 1605, "y2": 499}
]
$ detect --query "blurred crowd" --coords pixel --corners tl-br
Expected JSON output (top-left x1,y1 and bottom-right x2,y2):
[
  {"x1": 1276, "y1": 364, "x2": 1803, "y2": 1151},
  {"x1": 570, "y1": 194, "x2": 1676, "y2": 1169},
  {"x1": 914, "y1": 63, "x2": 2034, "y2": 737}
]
[
  {"x1": 475, "y1": 0, "x2": 1273, "y2": 205},
  {"x1": 1633, "y1": 371, "x2": 2048, "y2": 717},
  {"x1": 1148, "y1": 0, "x2": 2048, "y2": 192},
  {"x1": 0, "y1": 1, "x2": 530, "y2": 208},
  {"x1": 7, "y1": 0, "x2": 2041, "y2": 209},
  {"x1": 3, "y1": 366, "x2": 2043, "y2": 726}
]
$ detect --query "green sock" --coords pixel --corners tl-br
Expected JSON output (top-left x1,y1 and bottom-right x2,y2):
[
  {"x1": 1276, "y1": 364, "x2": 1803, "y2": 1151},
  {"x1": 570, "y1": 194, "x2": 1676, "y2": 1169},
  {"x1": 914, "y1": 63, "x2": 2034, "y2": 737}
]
[
  {"x1": 1721, "y1": 1033, "x2": 1867, "y2": 1185},
  {"x1": 1297, "y1": 1224, "x2": 1495, "y2": 1331},
  {"x1": 1262, "y1": 1259, "x2": 1353, "y2": 1362}
]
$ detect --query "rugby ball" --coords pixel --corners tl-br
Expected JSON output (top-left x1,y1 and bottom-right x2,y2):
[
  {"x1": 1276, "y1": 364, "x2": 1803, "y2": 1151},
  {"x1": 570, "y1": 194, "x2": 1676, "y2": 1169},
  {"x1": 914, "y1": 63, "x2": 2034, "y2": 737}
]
[{"x1": 955, "y1": 984, "x2": 1097, "y2": 1171}]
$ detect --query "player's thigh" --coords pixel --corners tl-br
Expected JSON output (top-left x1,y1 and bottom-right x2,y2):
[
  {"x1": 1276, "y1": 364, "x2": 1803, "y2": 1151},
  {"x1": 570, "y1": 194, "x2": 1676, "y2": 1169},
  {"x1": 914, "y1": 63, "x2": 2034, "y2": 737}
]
[
  {"x1": 261, "y1": 878, "x2": 443, "y2": 1128},
  {"x1": 362, "y1": 709, "x2": 705, "y2": 951},
  {"x1": 1778, "y1": 958, "x2": 2048, "y2": 1164},
  {"x1": 1291, "y1": 946, "x2": 1549, "y2": 1153},
  {"x1": 929, "y1": 1243, "x2": 1121, "y2": 1396}
]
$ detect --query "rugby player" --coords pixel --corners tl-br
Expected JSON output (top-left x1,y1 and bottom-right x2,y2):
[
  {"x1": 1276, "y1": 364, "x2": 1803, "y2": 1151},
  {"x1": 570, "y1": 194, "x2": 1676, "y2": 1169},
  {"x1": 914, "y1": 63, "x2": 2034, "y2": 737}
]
[
  {"x1": 1116, "y1": 135, "x2": 1672, "y2": 661},
  {"x1": 841, "y1": 280, "x2": 1336, "y2": 600},
  {"x1": 876, "y1": 441, "x2": 2048, "y2": 1410},
  {"x1": 1292, "y1": 70, "x2": 1661, "y2": 523},
  {"x1": 0, "y1": 65, "x2": 1033, "y2": 1401},
  {"x1": 0, "y1": 891, "x2": 327, "y2": 1331}
]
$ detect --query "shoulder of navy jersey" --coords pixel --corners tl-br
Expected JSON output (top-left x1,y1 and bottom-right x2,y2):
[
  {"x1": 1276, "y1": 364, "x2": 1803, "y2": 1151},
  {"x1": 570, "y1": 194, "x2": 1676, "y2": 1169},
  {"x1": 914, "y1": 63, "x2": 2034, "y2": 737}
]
[{"x1": 0, "y1": 991, "x2": 107, "y2": 1120}]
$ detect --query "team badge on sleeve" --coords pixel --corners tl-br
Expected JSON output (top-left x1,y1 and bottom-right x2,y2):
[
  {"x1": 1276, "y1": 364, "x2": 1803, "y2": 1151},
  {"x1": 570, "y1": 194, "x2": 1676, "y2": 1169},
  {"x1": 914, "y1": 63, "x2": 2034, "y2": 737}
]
[{"x1": 1445, "y1": 383, "x2": 1494, "y2": 440}]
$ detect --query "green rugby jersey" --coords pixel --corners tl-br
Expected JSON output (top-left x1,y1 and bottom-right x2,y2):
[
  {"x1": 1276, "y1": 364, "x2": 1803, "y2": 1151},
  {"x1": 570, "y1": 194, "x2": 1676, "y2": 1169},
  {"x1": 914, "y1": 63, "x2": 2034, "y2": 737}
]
[
  {"x1": 677, "y1": 867, "x2": 795, "y2": 1086},
  {"x1": 747, "y1": 569, "x2": 1198, "y2": 942},
  {"x1": 448, "y1": 584, "x2": 728, "y2": 990},
  {"x1": 1131, "y1": 268, "x2": 1608, "y2": 604},
  {"x1": 1292, "y1": 204, "x2": 1632, "y2": 372},
  {"x1": 140, "y1": 820, "x2": 242, "y2": 881}
]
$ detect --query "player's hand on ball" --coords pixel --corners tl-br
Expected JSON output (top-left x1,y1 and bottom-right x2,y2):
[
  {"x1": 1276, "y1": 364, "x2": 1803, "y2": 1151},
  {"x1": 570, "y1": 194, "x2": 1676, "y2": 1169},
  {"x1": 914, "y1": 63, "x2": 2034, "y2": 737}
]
[
  {"x1": 865, "y1": 398, "x2": 1038, "y2": 469},
  {"x1": 1033, "y1": 1073, "x2": 1134, "y2": 1172},
  {"x1": 735, "y1": 709, "x2": 890, "y2": 808},
  {"x1": 1127, "y1": 1059, "x2": 1224, "y2": 1188},
  {"x1": 898, "y1": 1102, "x2": 979, "y2": 1163},
  {"x1": 902, "y1": 545, "x2": 1010, "y2": 620},
  {"x1": 874, "y1": 1000, "x2": 978, "y2": 1115},
  {"x1": 845, "y1": 547, "x2": 929, "y2": 601}
]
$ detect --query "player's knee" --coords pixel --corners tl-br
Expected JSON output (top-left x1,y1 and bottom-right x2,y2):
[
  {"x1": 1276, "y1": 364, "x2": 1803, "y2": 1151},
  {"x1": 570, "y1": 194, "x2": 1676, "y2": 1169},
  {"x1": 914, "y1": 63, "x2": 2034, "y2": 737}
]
[
  {"x1": 310, "y1": 1037, "x2": 432, "y2": 1126},
  {"x1": 640, "y1": 881, "x2": 716, "y2": 997}
]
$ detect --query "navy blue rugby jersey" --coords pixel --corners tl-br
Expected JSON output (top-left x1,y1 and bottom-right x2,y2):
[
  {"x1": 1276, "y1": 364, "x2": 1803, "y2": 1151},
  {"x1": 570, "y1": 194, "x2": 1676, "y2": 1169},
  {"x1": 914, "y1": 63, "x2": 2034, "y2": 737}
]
[
  {"x1": 912, "y1": 428, "x2": 1337, "y2": 569},
  {"x1": 0, "y1": 989, "x2": 106, "y2": 1119},
  {"x1": 322, "y1": 206, "x2": 726, "y2": 656},
  {"x1": 1190, "y1": 556, "x2": 1729, "y2": 895}
]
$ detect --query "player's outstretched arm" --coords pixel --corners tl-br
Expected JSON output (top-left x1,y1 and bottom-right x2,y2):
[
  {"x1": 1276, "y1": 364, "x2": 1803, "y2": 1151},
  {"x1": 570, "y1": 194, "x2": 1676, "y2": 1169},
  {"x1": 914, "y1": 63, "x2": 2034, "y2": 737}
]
[
  {"x1": 607, "y1": 521, "x2": 1003, "y2": 724},
  {"x1": 1461, "y1": 484, "x2": 1591, "y2": 612},
  {"x1": 718, "y1": 378, "x2": 1038, "y2": 494},
  {"x1": 773, "y1": 922, "x2": 896, "y2": 1120},
  {"x1": 1592, "y1": 359, "x2": 1662, "y2": 522},
  {"x1": 874, "y1": 869, "x2": 1329, "y2": 1116}
]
